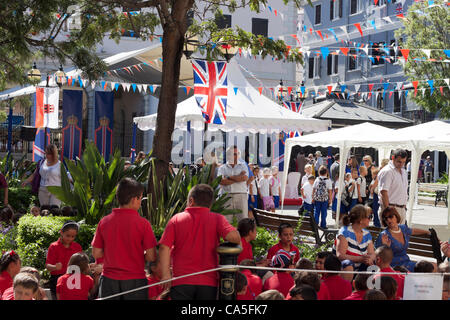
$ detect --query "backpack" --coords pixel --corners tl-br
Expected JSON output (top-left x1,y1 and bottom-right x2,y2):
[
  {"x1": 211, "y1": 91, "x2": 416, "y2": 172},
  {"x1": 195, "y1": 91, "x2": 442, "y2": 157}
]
[
  {"x1": 342, "y1": 182, "x2": 355, "y2": 207},
  {"x1": 314, "y1": 177, "x2": 329, "y2": 202}
]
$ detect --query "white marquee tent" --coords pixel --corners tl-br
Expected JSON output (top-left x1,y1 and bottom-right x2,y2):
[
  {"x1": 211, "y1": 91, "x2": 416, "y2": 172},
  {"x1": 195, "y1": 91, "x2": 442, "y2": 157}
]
[
  {"x1": 394, "y1": 120, "x2": 450, "y2": 226},
  {"x1": 133, "y1": 60, "x2": 331, "y2": 134},
  {"x1": 281, "y1": 122, "x2": 397, "y2": 226},
  {"x1": 281, "y1": 121, "x2": 450, "y2": 227}
]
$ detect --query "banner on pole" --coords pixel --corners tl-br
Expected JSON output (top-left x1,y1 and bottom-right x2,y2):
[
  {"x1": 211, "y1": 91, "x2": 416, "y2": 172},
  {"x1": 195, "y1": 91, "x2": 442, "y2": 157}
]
[
  {"x1": 35, "y1": 87, "x2": 59, "y2": 129},
  {"x1": 94, "y1": 91, "x2": 114, "y2": 162},
  {"x1": 61, "y1": 90, "x2": 83, "y2": 161}
]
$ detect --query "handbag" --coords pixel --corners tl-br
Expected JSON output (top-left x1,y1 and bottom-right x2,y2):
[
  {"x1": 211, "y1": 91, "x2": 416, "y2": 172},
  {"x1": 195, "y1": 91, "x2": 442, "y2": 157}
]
[
  {"x1": 341, "y1": 184, "x2": 354, "y2": 207},
  {"x1": 31, "y1": 160, "x2": 43, "y2": 195}
]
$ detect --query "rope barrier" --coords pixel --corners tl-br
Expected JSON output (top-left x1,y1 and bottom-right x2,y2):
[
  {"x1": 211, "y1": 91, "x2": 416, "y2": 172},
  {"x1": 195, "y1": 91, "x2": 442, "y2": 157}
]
[
  {"x1": 95, "y1": 264, "x2": 450, "y2": 300},
  {"x1": 95, "y1": 267, "x2": 224, "y2": 300}
]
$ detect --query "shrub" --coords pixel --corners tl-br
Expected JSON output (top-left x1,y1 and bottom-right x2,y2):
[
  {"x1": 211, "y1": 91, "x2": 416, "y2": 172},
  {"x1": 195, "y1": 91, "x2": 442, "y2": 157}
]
[
  {"x1": 0, "y1": 225, "x2": 18, "y2": 253},
  {"x1": 15, "y1": 215, "x2": 97, "y2": 279},
  {"x1": 7, "y1": 187, "x2": 38, "y2": 212}
]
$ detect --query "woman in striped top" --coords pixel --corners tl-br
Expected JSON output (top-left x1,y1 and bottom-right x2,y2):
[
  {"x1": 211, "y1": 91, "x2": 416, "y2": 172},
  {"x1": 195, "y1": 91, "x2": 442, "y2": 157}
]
[{"x1": 335, "y1": 205, "x2": 376, "y2": 282}]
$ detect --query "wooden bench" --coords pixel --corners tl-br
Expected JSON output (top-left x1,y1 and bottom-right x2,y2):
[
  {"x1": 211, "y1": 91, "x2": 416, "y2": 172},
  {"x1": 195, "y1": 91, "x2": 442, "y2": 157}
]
[
  {"x1": 252, "y1": 209, "x2": 338, "y2": 247},
  {"x1": 366, "y1": 226, "x2": 445, "y2": 265},
  {"x1": 418, "y1": 183, "x2": 448, "y2": 207},
  {"x1": 252, "y1": 209, "x2": 444, "y2": 264}
]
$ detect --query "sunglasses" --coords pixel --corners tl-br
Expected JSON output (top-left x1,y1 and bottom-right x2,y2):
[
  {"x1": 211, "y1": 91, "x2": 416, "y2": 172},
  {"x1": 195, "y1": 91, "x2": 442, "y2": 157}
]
[{"x1": 384, "y1": 214, "x2": 395, "y2": 220}]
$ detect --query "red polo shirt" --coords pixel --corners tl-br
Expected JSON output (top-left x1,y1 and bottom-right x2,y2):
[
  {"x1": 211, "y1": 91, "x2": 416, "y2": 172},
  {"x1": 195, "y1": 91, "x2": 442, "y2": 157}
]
[
  {"x1": 237, "y1": 237, "x2": 253, "y2": 264},
  {"x1": 262, "y1": 271, "x2": 295, "y2": 298},
  {"x1": 344, "y1": 290, "x2": 367, "y2": 300},
  {"x1": 159, "y1": 207, "x2": 236, "y2": 287},
  {"x1": 91, "y1": 208, "x2": 157, "y2": 280},
  {"x1": 147, "y1": 275, "x2": 163, "y2": 300},
  {"x1": 376, "y1": 267, "x2": 405, "y2": 300},
  {"x1": 237, "y1": 269, "x2": 262, "y2": 300},
  {"x1": 267, "y1": 242, "x2": 300, "y2": 264},
  {"x1": 319, "y1": 275, "x2": 352, "y2": 300},
  {"x1": 1, "y1": 286, "x2": 14, "y2": 300},
  {"x1": 46, "y1": 238, "x2": 82, "y2": 276},
  {"x1": 56, "y1": 273, "x2": 94, "y2": 300},
  {"x1": 0, "y1": 270, "x2": 13, "y2": 298}
]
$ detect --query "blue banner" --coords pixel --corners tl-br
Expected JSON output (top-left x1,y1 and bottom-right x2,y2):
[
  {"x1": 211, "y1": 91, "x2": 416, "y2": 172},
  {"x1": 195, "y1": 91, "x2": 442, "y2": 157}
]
[
  {"x1": 62, "y1": 90, "x2": 83, "y2": 161},
  {"x1": 31, "y1": 93, "x2": 49, "y2": 162},
  {"x1": 94, "y1": 91, "x2": 114, "y2": 162}
]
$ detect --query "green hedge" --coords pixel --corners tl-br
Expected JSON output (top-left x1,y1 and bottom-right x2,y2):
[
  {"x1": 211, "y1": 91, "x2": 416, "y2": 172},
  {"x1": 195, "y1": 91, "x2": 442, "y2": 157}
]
[
  {"x1": 11, "y1": 215, "x2": 97, "y2": 279},
  {"x1": 7, "y1": 187, "x2": 38, "y2": 211}
]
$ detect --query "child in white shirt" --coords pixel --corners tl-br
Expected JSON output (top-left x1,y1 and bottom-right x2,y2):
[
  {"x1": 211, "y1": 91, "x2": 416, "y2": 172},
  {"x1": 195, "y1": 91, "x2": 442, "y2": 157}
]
[
  {"x1": 259, "y1": 168, "x2": 274, "y2": 212},
  {"x1": 301, "y1": 175, "x2": 315, "y2": 215},
  {"x1": 270, "y1": 166, "x2": 281, "y2": 209}
]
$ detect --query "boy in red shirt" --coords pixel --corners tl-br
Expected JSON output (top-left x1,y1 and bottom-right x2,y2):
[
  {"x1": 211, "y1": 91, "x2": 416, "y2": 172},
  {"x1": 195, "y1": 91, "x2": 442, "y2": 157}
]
[
  {"x1": 266, "y1": 223, "x2": 300, "y2": 265},
  {"x1": 159, "y1": 184, "x2": 241, "y2": 300},
  {"x1": 237, "y1": 218, "x2": 257, "y2": 263},
  {"x1": 11, "y1": 272, "x2": 38, "y2": 300},
  {"x1": 343, "y1": 273, "x2": 369, "y2": 300},
  {"x1": 92, "y1": 178, "x2": 157, "y2": 300},
  {"x1": 56, "y1": 252, "x2": 96, "y2": 300},
  {"x1": 147, "y1": 257, "x2": 164, "y2": 300},
  {"x1": 263, "y1": 249, "x2": 295, "y2": 297},
  {"x1": 237, "y1": 259, "x2": 263, "y2": 300},
  {"x1": 374, "y1": 245, "x2": 405, "y2": 300},
  {"x1": 318, "y1": 254, "x2": 352, "y2": 300}
]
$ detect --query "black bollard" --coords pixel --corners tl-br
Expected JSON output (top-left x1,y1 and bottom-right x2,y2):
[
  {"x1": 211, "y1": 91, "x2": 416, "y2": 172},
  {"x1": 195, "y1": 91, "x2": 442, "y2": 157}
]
[{"x1": 217, "y1": 242, "x2": 242, "y2": 300}]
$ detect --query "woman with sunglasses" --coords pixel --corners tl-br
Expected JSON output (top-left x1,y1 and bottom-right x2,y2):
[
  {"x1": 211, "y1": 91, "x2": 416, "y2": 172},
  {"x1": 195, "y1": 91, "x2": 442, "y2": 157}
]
[{"x1": 375, "y1": 206, "x2": 431, "y2": 272}]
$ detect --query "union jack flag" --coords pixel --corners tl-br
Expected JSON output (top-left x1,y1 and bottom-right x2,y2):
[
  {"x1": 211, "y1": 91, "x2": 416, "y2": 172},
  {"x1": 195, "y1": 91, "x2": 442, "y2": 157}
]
[
  {"x1": 192, "y1": 59, "x2": 228, "y2": 124},
  {"x1": 282, "y1": 101, "x2": 303, "y2": 113}
]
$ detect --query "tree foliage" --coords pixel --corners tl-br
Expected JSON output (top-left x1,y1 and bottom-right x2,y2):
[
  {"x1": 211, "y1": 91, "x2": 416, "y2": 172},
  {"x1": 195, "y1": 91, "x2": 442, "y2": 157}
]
[
  {"x1": 1, "y1": 0, "x2": 312, "y2": 186},
  {"x1": 395, "y1": 0, "x2": 450, "y2": 117}
]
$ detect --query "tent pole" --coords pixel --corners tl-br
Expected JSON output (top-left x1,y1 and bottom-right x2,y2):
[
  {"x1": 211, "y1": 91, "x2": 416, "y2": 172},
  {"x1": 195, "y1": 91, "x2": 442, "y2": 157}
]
[
  {"x1": 335, "y1": 146, "x2": 347, "y2": 228},
  {"x1": 406, "y1": 147, "x2": 420, "y2": 226},
  {"x1": 281, "y1": 139, "x2": 292, "y2": 215}
]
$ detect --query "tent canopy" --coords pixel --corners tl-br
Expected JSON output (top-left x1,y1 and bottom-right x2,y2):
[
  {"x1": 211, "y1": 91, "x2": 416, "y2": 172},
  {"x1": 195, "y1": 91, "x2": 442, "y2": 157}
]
[
  {"x1": 281, "y1": 121, "x2": 450, "y2": 227},
  {"x1": 282, "y1": 122, "x2": 397, "y2": 226},
  {"x1": 133, "y1": 60, "x2": 331, "y2": 134}
]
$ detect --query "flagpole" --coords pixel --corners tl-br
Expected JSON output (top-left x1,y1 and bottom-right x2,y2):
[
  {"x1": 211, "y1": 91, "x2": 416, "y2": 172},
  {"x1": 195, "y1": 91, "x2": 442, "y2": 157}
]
[
  {"x1": 6, "y1": 98, "x2": 13, "y2": 172},
  {"x1": 44, "y1": 74, "x2": 50, "y2": 149}
]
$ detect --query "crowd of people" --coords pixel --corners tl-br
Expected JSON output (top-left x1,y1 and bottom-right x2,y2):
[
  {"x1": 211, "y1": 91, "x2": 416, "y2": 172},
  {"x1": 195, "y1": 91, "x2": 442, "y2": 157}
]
[{"x1": 0, "y1": 145, "x2": 449, "y2": 301}]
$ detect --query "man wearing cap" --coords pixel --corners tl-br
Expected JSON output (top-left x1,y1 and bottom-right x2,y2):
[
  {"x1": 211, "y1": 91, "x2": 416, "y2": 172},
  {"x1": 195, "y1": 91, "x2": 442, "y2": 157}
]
[
  {"x1": 314, "y1": 151, "x2": 323, "y2": 176},
  {"x1": 424, "y1": 156, "x2": 433, "y2": 183},
  {"x1": 377, "y1": 149, "x2": 409, "y2": 224}
]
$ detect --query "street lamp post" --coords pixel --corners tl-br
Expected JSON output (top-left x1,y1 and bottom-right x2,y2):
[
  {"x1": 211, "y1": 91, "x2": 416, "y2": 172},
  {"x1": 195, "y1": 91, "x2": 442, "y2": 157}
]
[{"x1": 277, "y1": 79, "x2": 286, "y2": 103}]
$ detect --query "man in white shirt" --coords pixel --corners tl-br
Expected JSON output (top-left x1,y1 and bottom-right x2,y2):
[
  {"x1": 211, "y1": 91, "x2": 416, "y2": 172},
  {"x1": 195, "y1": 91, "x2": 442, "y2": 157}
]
[
  {"x1": 378, "y1": 149, "x2": 408, "y2": 224},
  {"x1": 218, "y1": 146, "x2": 249, "y2": 221}
]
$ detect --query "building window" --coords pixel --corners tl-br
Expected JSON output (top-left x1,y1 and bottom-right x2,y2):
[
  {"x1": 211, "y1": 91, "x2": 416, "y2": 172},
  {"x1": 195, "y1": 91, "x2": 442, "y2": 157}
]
[
  {"x1": 315, "y1": 5, "x2": 322, "y2": 25},
  {"x1": 394, "y1": 90, "x2": 401, "y2": 113},
  {"x1": 389, "y1": 40, "x2": 398, "y2": 63},
  {"x1": 330, "y1": 0, "x2": 342, "y2": 20},
  {"x1": 215, "y1": 14, "x2": 232, "y2": 29},
  {"x1": 370, "y1": 42, "x2": 386, "y2": 66},
  {"x1": 348, "y1": 48, "x2": 360, "y2": 71},
  {"x1": 252, "y1": 18, "x2": 268, "y2": 37},
  {"x1": 350, "y1": 0, "x2": 361, "y2": 15},
  {"x1": 327, "y1": 54, "x2": 339, "y2": 75},
  {"x1": 308, "y1": 57, "x2": 314, "y2": 79},
  {"x1": 376, "y1": 91, "x2": 384, "y2": 110},
  {"x1": 314, "y1": 56, "x2": 322, "y2": 78},
  {"x1": 309, "y1": 56, "x2": 322, "y2": 78}
]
